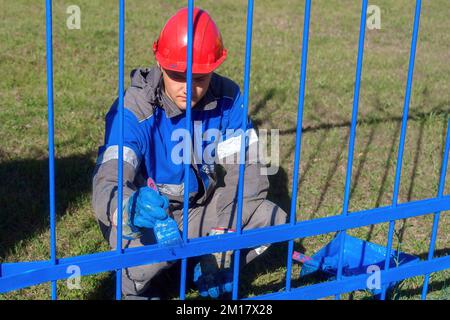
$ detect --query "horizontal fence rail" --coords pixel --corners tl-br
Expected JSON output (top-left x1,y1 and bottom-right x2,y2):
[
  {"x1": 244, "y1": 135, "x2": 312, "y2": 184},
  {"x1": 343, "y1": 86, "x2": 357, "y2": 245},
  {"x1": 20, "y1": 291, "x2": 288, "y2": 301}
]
[{"x1": 2, "y1": 195, "x2": 450, "y2": 295}]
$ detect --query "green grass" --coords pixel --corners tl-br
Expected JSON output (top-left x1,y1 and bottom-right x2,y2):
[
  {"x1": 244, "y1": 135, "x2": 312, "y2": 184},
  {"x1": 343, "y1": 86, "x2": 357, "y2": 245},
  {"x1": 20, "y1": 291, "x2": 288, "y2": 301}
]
[{"x1": 0, "y1": 0, "x2": 449, "y2": 300}]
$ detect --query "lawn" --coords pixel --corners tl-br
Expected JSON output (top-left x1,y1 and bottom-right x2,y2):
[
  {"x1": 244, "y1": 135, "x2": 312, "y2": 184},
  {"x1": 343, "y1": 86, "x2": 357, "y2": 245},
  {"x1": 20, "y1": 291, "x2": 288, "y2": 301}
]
[{"x1": 0, "y1": 0, "x2": 449, "y2": 300}]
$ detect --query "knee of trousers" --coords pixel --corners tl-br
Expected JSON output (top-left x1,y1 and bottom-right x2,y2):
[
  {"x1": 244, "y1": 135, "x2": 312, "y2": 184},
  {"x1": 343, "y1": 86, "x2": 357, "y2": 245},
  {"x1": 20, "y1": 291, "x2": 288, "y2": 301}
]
[
  {"x1": 106, "y1": 227, "x2": 175, "y2": 293},
  {"x1": 122, "y1": 260, "x2": 174, "y2": 295},
  {"x1": 239, "y1": 200, "x2": 287, "y2": 265},
  {"x1": 125, "y1": 261, "x2": 173, "y2": 283},
  {"x1": 245, "y1": 199, "x2": 288, "y2": 230}
]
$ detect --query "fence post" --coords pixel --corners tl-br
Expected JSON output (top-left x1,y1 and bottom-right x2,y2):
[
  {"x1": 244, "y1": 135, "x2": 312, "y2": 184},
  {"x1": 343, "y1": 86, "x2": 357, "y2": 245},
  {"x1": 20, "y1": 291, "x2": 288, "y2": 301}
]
[
  {"x1": 179, "y1": 0, "x2": 195, "y2": 300},
  {"x1": 285, "y1": 0, "x2": 311, "y2": 292},
  {"x1": 115, "y1": 0, "x2": 126, "y2": 300},
  {"x1": 231, "y1": 0, "x2": 255, "y2": 300},
  {"x1": 381, "y1": 0, "x2": 422, "y2": 300},
  {"x1": 421, "y1": 118, "x2": 450, "y2": 299},
  {"x1": 45, "y1": 0, "x2": 57, "y2": 300},
  {"x1": 335, "y1": 0, "x2": 368, "y2": 300}
]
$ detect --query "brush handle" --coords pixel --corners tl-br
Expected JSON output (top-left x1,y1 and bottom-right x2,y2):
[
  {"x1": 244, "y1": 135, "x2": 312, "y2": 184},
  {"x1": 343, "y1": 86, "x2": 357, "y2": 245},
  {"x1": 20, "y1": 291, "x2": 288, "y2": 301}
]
[
  {"x1": 292, "y1": 251, "x2": 313, "y2": 263},
  {"x1": 147, "y1": 177, "x2": 158, "y2": 192}
]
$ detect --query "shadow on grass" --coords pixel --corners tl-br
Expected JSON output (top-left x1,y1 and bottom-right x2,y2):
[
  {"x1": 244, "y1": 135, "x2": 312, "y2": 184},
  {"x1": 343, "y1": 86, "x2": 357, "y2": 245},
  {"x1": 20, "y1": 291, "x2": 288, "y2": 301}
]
[
  {"x1": 0, "y1": 153, "x2": 96, "y2": 259},
  {"x1": 277, "y1": 101, "x2": 450, "y2": 136}
]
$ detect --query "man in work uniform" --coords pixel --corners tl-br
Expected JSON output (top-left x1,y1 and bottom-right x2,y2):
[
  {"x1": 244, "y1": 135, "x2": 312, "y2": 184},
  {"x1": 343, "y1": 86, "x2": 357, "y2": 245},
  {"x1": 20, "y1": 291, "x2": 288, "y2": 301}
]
[{"x1": 92, "y1": 7, "x2": 287, "y2": 299}]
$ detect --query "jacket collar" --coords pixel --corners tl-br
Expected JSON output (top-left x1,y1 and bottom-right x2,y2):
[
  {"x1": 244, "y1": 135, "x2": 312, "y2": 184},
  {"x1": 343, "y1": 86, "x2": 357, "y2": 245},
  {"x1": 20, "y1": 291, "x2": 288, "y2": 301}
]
[{"x1": 130, "y1": 67, "x2": 218, "y2": 119}]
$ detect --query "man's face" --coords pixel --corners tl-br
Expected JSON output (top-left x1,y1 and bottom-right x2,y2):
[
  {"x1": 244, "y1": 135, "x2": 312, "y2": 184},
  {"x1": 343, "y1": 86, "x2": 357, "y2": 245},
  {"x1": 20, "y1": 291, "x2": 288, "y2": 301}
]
[{"x1": 160, "y1": 67, "x2": 213, "y2": 110}]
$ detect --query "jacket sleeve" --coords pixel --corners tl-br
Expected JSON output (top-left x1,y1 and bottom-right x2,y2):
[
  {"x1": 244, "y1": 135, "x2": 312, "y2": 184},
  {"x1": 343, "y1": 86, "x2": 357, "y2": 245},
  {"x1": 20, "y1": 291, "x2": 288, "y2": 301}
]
[
  {"x1": 216, "y1": 91, "x2": 270, "y2": 227},
  {"x1": 92, "y1": 101, "x2": 146, "y2": 233}
]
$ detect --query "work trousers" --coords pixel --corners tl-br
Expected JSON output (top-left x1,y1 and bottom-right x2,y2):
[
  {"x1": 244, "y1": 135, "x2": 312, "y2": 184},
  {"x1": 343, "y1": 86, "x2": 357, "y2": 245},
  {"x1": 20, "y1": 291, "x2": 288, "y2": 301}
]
[{"x1": 102, "y1": 186, "x2": 287, "y2": 297}]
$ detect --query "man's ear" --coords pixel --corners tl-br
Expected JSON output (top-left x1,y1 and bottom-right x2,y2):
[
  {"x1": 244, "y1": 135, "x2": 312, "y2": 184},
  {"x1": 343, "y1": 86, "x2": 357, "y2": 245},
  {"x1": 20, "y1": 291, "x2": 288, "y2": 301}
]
[{"x1": 157, "y1": 62, "x2": 165, "y2": 77}]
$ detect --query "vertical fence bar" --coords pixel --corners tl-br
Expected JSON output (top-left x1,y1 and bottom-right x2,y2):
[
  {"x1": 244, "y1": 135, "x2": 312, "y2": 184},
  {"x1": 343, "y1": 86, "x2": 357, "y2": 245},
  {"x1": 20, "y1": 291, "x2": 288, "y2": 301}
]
[
  {"x1": 285, "y1": 0, "x2": 311, "y2": 292},
  {"x1": 381, "y1": 0, "x2": 421, "y2": 300},
  {"x1": 115, "y1": 0, "x2": 125, "y2": 300},
  {"x1": 179, "y1": 0, "x2": 194, "y2": 300},
  {"x1": 335, "y1": 0, "x2": 368, "y2": 300},
  {"x1": 232, "y1": 0, "x2": 254, "y2": 301},
  {"x1": 421, "y1": 118, "x2": 450, "y2": 299},
  {"x1": 45, "y1": 0, "x2": 57, "y2": 300}
]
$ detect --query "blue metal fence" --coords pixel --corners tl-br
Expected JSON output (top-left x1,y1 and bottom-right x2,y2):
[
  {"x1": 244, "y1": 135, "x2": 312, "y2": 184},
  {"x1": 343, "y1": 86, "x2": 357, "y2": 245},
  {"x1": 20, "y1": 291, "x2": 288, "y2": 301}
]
[
  {"x1": 0, "y1": 0, "x2": 449, "y2": 300},
  {"x1": 380, "y1": 0, "x2": 423, "y2": 300},
  {"x1": 335, "y1": 0, "x2": 368, "y2": 300}
]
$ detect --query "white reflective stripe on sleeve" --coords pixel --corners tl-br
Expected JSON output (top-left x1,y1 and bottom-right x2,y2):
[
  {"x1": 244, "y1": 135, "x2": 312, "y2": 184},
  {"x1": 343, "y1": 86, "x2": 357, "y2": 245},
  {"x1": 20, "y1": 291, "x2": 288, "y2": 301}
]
[
  {"x1": 96, "y1": 145, "x2": 140, "y2": 170},
  {"x1": 157, "y1": 183, "x2": 184, "y2": 196},
  {"x1": 217, "y1": 128, "x2": 258, "y2": 160},
  {"x1": 254, "y1": 244, "x2": 269, "y2": 256}
]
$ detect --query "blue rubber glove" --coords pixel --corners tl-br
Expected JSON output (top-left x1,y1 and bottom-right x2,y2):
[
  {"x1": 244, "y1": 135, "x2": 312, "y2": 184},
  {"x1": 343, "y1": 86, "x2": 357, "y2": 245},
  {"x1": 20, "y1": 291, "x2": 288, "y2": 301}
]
[
  {"x1": 122, "y1": 186, "x2": 169, "y2": 239},
  {"x1": 193, "y1": 256, "x2": 233, "y2": 298}
]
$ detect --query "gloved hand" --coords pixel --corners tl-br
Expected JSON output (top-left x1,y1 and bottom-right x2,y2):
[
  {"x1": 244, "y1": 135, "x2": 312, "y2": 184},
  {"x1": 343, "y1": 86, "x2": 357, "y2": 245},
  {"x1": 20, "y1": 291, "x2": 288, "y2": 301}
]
[
  {"x1": 120, "y1": 186, "x2": 169, "y2": 239},
  {"x1": 193, "y1": 257, "x2": 233, "y2": 298},
  {"x1": 193, "y1": 227, "x2": 235, "y2": 298},
  {"x1": 127, "y1": 186, "x2": 169, "y2": 228}
]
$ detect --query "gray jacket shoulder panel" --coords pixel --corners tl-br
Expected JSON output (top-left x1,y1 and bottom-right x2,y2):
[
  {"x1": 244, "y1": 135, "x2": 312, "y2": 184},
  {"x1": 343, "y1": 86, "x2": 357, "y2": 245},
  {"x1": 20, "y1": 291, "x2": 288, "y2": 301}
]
[
  {"x1": 123, "y1": 67, "x2": 163, "y2": 122},
  {"x1": 124, "y1": 87, "x2": 155, "y2": 122}
]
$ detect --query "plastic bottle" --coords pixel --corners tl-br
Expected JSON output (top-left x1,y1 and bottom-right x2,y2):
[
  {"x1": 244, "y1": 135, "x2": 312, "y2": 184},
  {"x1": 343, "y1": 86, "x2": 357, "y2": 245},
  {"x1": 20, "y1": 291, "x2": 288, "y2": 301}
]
[
  {"x1": 153, "y1": 216, "x2": 183, "y2": 246},
  {"x1": 147, "y1": 178, "x2": 183, "y2": 247}
]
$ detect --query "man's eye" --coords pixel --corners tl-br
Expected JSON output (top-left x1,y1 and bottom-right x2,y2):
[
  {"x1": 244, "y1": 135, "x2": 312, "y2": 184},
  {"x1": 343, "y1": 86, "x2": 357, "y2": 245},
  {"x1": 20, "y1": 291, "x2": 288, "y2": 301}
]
[{"x1": 167, "y1": 72, "x2": 185, "y2": 81}]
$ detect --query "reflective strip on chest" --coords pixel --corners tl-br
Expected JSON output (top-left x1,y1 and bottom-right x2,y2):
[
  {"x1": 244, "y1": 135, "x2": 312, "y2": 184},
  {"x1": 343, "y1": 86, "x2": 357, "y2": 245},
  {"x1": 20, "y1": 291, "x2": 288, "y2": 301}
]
[
  {"x1": 217, "y1": 128, "x2": 258, "y2": 160},
  {"x1": 157, "y1": 183, "x2": 185, "y2": 196}
]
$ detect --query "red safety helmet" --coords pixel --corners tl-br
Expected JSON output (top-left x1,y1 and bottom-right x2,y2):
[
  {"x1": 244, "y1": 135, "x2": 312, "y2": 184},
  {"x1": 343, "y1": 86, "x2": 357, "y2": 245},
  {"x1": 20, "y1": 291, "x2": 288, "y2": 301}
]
[{"x1": 153, "y1": 7, "x2": 227, "y2": 74}]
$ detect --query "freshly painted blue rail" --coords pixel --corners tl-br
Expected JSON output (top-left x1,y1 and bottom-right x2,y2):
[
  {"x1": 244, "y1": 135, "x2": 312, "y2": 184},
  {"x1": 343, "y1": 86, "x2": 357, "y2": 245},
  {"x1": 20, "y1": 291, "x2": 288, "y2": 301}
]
[
  {"x1": 2, "y1": 195, "x2": 450, "y2": 294},
  {"x1": 1, "y1": 0, "x2": 448, "y2": 300},
  {"x1": 335, "y1": 0, "x2": 368, "y2": 300},
  {"x1": 232, "y1": 0, "x2": 255, "y2": 300},
  {"x1": 421, "y1": 118, "x2": 450, "y2": 299},
  {"x1": 381, "y1": 0, "x2": 422, "y2": 300},
  {"x1": 286, "y1": 0, "x2": 311, "y2": 293},
  {"x1": 115, "y1": 0, "x2": 125, "y2": 301},
  {"x1": 179, "y1": 0, "x2": 194, "y2": 301},
  {"x1": 45, "y1": 0, "x2": 57, "y2": 300}
]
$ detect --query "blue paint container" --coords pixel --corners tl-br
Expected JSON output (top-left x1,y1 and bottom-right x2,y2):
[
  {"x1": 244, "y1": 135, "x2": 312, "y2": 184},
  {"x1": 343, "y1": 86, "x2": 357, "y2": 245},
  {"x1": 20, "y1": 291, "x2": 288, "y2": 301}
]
[{"x1": 296, "y1": 233, "x2": 420, "y2": 298}]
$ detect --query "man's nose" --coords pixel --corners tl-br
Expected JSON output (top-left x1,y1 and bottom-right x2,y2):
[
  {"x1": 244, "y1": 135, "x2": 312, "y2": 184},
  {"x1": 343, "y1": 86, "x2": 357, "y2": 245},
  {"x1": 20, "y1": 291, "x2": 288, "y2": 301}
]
[{"x1": 182, "y1": 83, "x2": 195, "y2": 96}]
